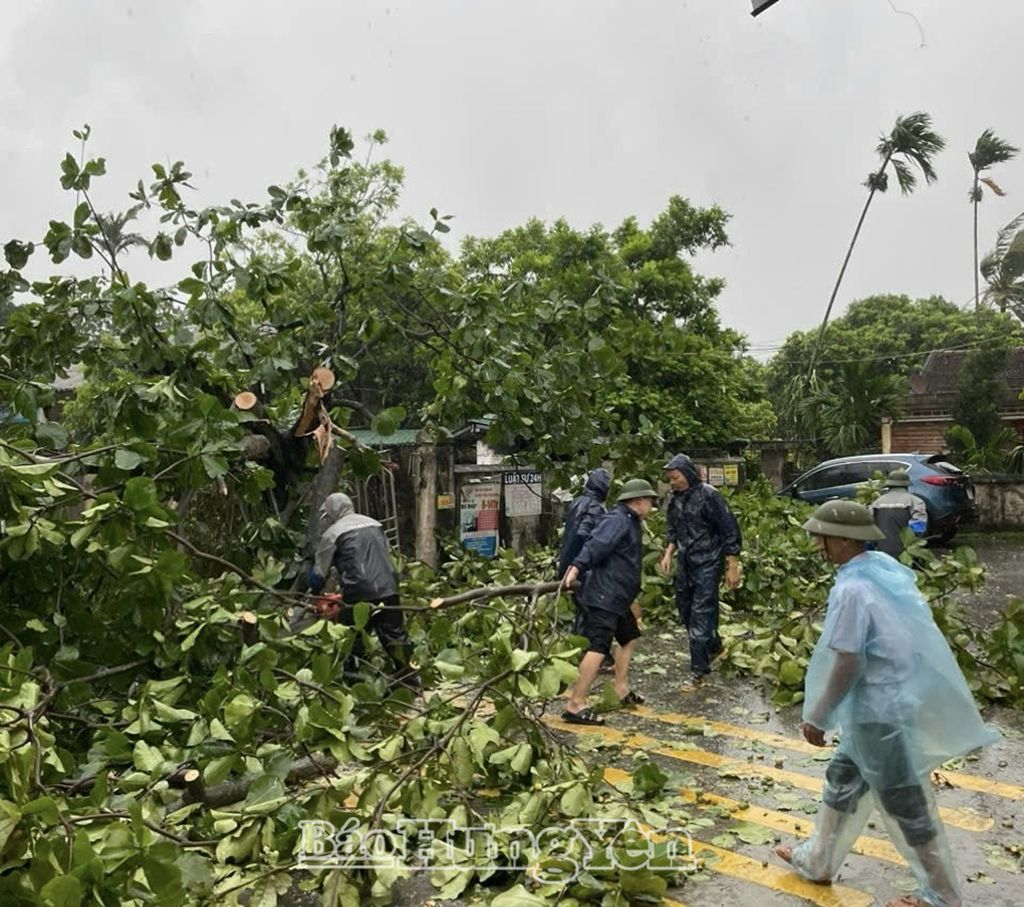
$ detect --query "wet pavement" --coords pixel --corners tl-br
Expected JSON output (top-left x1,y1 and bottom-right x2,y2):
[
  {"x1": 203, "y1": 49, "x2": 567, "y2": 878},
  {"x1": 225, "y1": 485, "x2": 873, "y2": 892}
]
[
  {"x1": 953, "y1": 532, "x2": 1024, "y2": 627},
  {"x1": 550, "y1": 628, "x2": 1024, "y2": 906},
  {"x1": 550, "y1": 529, "x2": 1024, "y2": 906}
]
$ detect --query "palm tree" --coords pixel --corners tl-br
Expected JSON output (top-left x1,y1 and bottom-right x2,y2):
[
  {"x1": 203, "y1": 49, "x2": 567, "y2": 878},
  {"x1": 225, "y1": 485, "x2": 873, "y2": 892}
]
[
  {"x1": 808, "y1": 113, "x2": 946, "y2": 376},
  {"x1": 969, "y1": 130, "x2": 1018, "y2": 310},
  {"x1": 981, "y1": 212, "x2": 1024, "y2": 321}
]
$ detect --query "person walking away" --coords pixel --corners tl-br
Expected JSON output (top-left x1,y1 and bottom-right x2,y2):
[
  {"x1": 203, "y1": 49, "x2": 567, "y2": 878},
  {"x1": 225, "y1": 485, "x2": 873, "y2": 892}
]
[
  {"x1": 556, "y1": 468, "x2": 612, "y2": 636},
  {"x1": 659, "y1": 454, "x2": 742, "y2": 692},
  {"x1": 559, "y1": 479, "x2": 658, "y2": 725},
  {"x1": 870, "y1": 468, "x2": 928, "y2": 558},
  {"x1": 308, "y1": 493, "x2": 420, "y2": 690},
  {"x1": 775, "y1": 500, "x2": 998, "y2": 907}
]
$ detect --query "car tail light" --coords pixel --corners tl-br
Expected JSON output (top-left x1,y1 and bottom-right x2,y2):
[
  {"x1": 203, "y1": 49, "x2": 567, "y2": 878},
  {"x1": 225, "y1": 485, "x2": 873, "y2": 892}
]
[{"x1": 921, "y1": 475, "x2": 957, "y2": 486}]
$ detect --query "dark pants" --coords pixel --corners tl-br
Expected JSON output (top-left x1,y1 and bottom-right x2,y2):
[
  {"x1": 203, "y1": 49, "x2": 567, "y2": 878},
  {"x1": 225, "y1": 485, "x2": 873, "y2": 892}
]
[
  {"x1": 823, "y1": 726, "x2": 937, "y2": 847},
  {"x1": 675, "y1": 560, "x2": 723, "y2": 675},
  {"x1": 341, "y1": 594, "x2": 420, "y2": 689}
]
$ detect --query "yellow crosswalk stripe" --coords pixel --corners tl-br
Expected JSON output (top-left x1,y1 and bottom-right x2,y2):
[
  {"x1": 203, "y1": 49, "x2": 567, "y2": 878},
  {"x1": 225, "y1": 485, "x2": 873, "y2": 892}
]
[
  {"x1": 689, "y1": 839, "x2": 874, "y2": 907},
  {"x1": 549, "y1": 718, "x2": 993, "y2": 833},
  {"x1": 631, "y1": 705, "x2": 1024, "y2": 803},
  {"x1": 603, "y1": 767, "x2": 906, "y2": 866},
  {"x1": 623, "y1": 794, "x2": 873, "y2": 907}
]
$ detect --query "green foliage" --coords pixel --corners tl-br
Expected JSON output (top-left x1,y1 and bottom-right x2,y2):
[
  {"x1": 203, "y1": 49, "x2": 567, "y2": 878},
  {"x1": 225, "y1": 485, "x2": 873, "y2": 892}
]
[
  {"x1": 768, "y1": 294, "x2": 1024, "y2": 456},
  {"x1": 982, "y1": 212, "x2": 1024, "y2": 321},
  {"x1": 0, "y1": 127, "x2": 724, "y2": 905}
]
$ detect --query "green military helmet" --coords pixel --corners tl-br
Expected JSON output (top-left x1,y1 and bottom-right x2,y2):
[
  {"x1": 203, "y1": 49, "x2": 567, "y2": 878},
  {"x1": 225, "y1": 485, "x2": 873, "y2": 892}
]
[
  {"x1": 886, "y1": 468, "x2": 911, "y2": 488},
  {"x1": 802, "y1": 499, "x2": 885, "y2": 541},
  {"x1": 616, "y1": 478, "x2": 659, "y2": 503}
]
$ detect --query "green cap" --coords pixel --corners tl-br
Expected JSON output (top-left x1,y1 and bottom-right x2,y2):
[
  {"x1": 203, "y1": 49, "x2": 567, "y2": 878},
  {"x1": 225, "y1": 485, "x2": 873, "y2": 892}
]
[
  {"x1": 616, "y1": 478, "x2": 659, "y2": 503},
  {"x1": 802, "y1": 500, "x2": 885, "y2": 542},
  {"x1": 887, "y1": 468, "x2": 911, "y2": 488}
]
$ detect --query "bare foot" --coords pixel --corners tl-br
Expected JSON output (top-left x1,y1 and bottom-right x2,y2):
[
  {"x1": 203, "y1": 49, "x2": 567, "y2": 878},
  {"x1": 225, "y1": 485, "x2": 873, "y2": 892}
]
[{"x1": 774, "y1": 845, "x2": 831, "y2": 885}]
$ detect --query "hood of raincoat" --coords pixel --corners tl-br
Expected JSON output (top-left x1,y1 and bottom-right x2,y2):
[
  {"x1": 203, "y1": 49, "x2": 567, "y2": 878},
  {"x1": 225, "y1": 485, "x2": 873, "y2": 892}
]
[
  {"x1": 314, "y1": 493, "x2": 383, "y2": 578},
  {"x1": 663, "y1": 453, "x2": 701, "y2": 488},
  {"x1": 584, "y1": 468, "x2": 612, "y2": 501}
]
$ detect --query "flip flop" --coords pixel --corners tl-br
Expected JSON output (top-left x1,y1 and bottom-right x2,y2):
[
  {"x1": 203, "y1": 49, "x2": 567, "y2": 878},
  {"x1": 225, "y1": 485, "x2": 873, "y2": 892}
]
[
  {"x1": 619, "y1": 690, "x2": 645, "y2": 707},
  {"x1": 561, "y1": 708, "x2": 605, "y2": 726}
]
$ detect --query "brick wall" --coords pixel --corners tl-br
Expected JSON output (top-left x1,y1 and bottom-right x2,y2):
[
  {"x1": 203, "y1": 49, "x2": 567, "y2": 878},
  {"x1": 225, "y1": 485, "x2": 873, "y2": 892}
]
[
  {"x1": 890, "y1": 421, "x2": 949, "y2": 452},
  {"x1": 890, "y1": 416, "x2": 1024, "y2": 452}
]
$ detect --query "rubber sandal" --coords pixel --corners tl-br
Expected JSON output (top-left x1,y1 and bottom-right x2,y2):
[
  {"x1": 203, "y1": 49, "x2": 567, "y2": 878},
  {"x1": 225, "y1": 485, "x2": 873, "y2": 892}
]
[
  {"x1": 561, "y1": 708, "x2": 606, "y2": 726},
  {"x1": 680, "y1": 675, "x2": 705, "y2": 693},
  {"x1": 619, "y1": 690, "x2": 645, "y2": 707}
]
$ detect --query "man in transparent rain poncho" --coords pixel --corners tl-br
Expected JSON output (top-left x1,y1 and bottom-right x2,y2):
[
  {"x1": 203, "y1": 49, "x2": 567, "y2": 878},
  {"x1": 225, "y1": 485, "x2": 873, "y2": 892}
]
[{"x1": 775, "y1": 500, "x2": 998, "y2": 907}]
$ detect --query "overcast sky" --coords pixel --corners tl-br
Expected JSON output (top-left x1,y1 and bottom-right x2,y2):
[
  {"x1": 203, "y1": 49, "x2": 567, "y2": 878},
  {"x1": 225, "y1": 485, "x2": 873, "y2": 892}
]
[{"x1": 2, "y1": 1, "x2": 1022, "y2": 357}]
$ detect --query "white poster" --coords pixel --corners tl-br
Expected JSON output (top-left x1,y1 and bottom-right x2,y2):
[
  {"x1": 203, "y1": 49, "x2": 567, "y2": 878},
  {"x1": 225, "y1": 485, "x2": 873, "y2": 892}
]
[{"x1": 503, "y1": 470, "x2": 543, "y2": 518}]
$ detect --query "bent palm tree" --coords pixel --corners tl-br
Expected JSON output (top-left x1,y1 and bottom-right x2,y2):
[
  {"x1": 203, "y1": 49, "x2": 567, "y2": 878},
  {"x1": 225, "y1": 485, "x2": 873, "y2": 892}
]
[
  {"x1": 969, "y1": 130, "x2": 1018, "y2": 311},
  {"x1": 981, "y1": 212, "x2": 1024, "y2": 321},
  {"x1": 808, "y1": 113, "x2": 946, "y2": 376}
]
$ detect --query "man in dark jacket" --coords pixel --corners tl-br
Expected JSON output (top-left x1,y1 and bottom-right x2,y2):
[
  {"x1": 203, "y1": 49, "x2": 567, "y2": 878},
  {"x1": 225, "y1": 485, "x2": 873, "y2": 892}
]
[
  {"x1": 308, "y1": 493, "x2": 419, "y2": 689},
  {"x1": 556, "y1": 468, "x2": 612, "y2": 636},
  {"x1": 659, "y1": 454, "x2": 742, "y2": 691},
  {"x1": 559, "y1": 478, "x2": 658, "y2": 725},
  {"x1": 870, "y1": 468, "x2": 928, "y2": 559}
]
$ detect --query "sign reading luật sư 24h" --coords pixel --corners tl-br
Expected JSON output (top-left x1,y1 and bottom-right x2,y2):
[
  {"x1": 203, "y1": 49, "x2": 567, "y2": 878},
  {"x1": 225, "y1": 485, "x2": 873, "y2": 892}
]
[{"x1": 503, "y1": 470, "x2": 543, "y2": 518}]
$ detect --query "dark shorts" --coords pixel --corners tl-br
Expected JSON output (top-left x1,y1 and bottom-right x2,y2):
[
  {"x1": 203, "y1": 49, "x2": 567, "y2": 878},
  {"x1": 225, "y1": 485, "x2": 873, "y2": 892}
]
[{"x1": 584, "y1": 607, "x2": 641, "y2": 656}]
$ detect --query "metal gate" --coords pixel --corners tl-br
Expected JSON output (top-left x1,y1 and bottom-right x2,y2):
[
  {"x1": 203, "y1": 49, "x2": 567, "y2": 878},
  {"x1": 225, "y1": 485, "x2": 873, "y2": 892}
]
[{"x1": 353, "y1": 460, "x2": 400, "y2": 550}]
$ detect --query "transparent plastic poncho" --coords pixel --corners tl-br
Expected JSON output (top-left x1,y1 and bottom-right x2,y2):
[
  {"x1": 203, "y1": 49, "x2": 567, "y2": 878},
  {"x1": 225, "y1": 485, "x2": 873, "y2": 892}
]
[{"x1": 790, "y1": 551, "x2": 999, "y2": 906}]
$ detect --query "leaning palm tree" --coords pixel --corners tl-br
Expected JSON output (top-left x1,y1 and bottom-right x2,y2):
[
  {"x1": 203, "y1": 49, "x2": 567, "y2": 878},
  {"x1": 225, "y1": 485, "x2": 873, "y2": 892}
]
[
  {"x1": 981, "y1": 211, "x2": 1024, "y2": 321},
  {"x1": 808, "y1": 113, "x2": 946, "y2": 375},
  {"x1": 969, "y1": 130, "x2": 1018, "y2": 310}
]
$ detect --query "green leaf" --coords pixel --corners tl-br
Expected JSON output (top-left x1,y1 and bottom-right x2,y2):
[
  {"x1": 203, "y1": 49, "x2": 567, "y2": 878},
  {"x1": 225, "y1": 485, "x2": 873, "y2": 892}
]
[
  {"x1": 730, "y1": 822, "x2": 777, "y2": 846},
  {"x1": 3, "y1": 239, "x2": 34, "y2": 270},
  {"x1": 632, "y1": 761, "x2": 668, "y2": 796},
  {"x1": 34, "y1": 422, "x2": 69, "y2": 451},
  {"x1": 244, "y1": 774, "x2": 286, "y2": 806},
  {"x1": 0, "y1": 801, "x2": 22, "y2": 852},
  {"x1": 490, "y1": 885, "x2": 547, "y2": 907},
  {"x1": 114, "y1": 449, "x2": 145, "y2": 471},
  {"x1": 133, "y1": 740, "x2": 165, "y2": 773},
  {"x1": 123, "y1": 477, "x2": 158, "y2": 512},
  {"x1": 201, "y1": 454, "x2": 229, "y2": 479},
  {"x1": 370, "y1": 406, "x2": 406, "y2": 437},
  {"x1": 40, "y1": 875, "x2": 83, "y2": 907}
]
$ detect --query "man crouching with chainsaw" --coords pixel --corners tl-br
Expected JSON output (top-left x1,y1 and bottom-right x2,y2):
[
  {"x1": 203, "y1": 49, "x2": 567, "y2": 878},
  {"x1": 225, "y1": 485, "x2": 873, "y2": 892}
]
[{"x1": 308, "y1": 493, "x2": 420, "y2": 691}]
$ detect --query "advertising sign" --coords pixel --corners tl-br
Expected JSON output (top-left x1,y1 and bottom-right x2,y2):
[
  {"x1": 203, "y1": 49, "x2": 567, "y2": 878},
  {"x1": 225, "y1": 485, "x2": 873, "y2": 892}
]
[
  {"x1": 503, "y1": 470, "x2": 543, "y2": 518},
  {"x1": 460, "y1": 482, "x2": 501, "y2": 558}
]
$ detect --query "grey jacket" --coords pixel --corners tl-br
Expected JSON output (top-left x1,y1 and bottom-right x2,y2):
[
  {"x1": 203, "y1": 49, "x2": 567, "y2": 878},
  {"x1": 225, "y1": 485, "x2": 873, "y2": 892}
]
[
  {"x1": 870, "y1": 489, "x2": 927, "y2": 558},
  {"x1": 311, "y1": 493, "x2": 398, "y2": 602}
]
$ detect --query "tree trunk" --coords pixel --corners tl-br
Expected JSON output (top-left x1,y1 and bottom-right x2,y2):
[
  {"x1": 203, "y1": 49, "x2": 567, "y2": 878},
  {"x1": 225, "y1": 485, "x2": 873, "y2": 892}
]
[
  {"x1": 166, "y1": 754, "x2": 337, "y2": 813},
  {"x1": 974, "y1": 175, "x2": 981, "y2": 311},
  {"x1": 808, "y1": 155, "x2": 890, "y2": 377},
  {"x1": 414, "y1": 435, "x2": 438, "y2": 568},
  {"x1": 429, "y1": 580, "x2": 564, "y2": 609},
  {"x1": 304, "y1": 444, "x2": 344, "y2": 556}
]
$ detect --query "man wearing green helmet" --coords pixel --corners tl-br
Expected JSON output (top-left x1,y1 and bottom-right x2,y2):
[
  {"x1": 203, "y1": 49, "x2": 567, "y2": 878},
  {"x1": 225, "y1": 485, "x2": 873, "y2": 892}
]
[
  {"x1": 559, "y1": 478, "x2": 659, "y2": 726},
  {"x1": 775, "y1": 499, "x2": 997, "y2": 907},
  {"x1": 870, "y1": 468, "x2": 928, "y2": 558}
]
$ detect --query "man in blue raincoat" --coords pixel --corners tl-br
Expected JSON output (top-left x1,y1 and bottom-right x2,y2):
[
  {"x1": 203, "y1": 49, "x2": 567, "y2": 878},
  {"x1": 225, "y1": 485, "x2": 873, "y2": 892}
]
[
  {"x1": 556, "y1": 468, "x2": 612, "y2": 636},
  {"x1": 775, "y1": 499, "x2": 998, "y2": 907},
  {"x1": 559, "y1": 479, "x2": 658, "y2": 726},
  {"x1": 659, "y1": 453, "x2": 742, "y2": 691}
]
